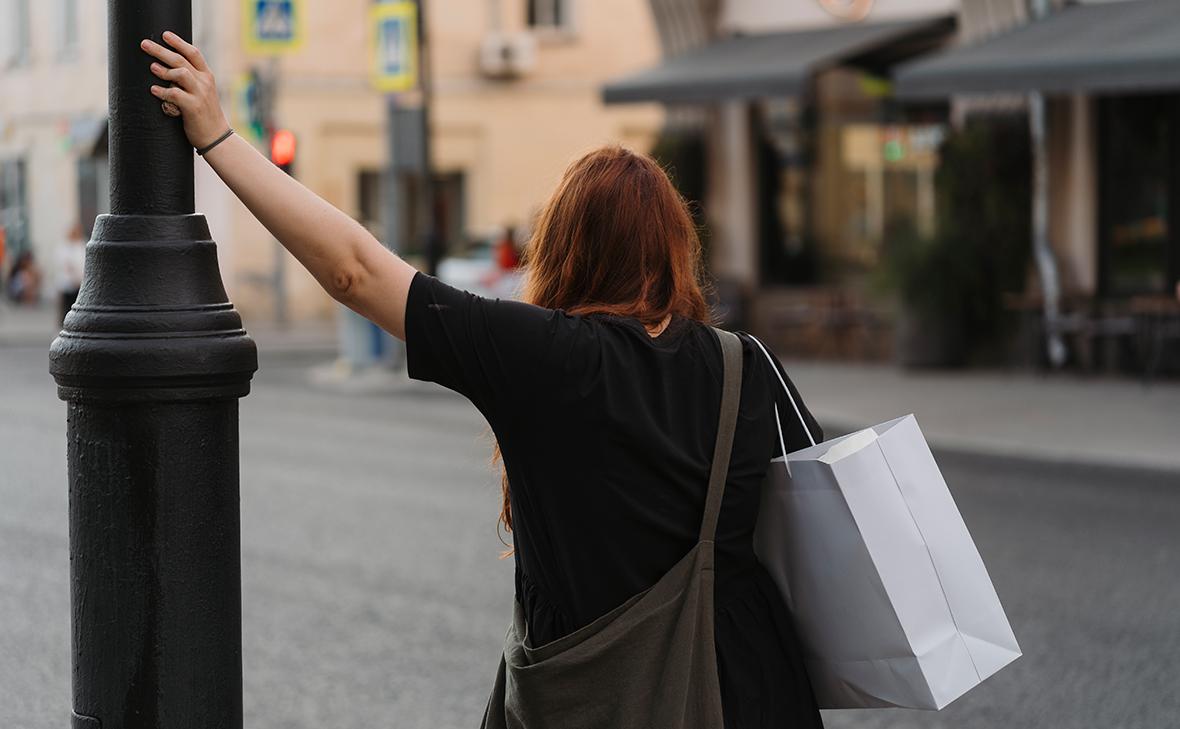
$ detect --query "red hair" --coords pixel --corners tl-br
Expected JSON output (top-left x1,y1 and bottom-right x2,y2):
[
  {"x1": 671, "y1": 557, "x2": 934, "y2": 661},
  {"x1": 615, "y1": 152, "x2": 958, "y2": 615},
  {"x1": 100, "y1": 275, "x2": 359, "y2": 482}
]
[{"x1": 494, "y1": 146, "x2": 713, "y2": 550}]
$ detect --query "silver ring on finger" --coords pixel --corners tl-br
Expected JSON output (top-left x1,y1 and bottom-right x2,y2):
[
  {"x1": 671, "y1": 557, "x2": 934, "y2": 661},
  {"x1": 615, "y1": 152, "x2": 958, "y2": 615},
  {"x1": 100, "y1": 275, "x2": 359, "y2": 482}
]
[{"x1": 161, "y1": 101, "x2": 182, "y2": 118}]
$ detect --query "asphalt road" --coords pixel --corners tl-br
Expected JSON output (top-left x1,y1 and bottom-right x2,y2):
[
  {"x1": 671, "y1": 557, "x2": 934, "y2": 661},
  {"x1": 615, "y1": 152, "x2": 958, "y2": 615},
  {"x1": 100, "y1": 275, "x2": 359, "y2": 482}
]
[{"x1": 2, "y1": 344, "x2": 1177, "y2": 729}]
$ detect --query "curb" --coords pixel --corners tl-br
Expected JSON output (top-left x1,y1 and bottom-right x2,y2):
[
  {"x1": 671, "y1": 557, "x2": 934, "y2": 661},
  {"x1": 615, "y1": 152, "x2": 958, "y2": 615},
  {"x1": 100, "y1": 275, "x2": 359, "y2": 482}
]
[
  {"x1": 819, "y1": 418, "x2": 1180, "y2": 479},
  {"x1": 0, "y1": 335, "x2": 56, "y2": 349}
]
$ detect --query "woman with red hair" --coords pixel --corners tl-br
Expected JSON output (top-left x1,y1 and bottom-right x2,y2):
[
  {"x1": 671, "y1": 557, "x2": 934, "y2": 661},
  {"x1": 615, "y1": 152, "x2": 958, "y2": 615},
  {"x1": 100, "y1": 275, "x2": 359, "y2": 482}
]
[{"x1": 144, "y1": 32, "x2": 824, "y2": 729}]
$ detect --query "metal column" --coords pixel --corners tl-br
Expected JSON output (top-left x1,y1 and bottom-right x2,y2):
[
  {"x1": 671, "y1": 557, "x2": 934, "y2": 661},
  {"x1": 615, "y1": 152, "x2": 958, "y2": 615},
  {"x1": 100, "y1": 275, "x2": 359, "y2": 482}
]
[{"x1": 49, "y1": 1, "x2": 257, "y2": 727}]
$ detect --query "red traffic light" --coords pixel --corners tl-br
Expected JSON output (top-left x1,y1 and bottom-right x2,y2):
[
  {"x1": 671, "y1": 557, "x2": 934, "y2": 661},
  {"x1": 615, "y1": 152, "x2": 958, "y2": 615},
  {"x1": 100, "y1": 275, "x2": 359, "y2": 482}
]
[{"x1": 270, "y1": 129, "x2": 296, "y2": 168}]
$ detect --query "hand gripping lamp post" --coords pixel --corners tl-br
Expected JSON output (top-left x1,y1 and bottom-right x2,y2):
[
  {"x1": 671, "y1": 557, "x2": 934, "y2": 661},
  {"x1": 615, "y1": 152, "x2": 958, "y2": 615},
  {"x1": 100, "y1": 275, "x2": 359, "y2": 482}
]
[{"x1": 48, "y1": 1, "x2": 257, "y2": 727}]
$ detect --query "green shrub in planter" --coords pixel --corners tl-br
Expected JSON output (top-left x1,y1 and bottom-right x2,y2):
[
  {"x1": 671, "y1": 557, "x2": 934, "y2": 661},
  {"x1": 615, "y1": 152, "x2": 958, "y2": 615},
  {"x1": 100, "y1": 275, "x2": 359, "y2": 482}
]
[
  {"x1": 879, "y1": 120, "x2": 1032, "y2": 367},
  {"x1": 879, "y1": 223, "x2": 971, "y2": 367}
]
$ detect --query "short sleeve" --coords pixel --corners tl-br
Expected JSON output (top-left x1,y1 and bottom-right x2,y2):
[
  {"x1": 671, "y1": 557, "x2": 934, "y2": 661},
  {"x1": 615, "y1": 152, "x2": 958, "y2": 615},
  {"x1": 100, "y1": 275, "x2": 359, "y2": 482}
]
[
  {"x1": 404, "y1": 271, "x2": 590, "y2": 422},
  {"x1": 741, "y1": 332, "x2": 823, "y2": 456}
]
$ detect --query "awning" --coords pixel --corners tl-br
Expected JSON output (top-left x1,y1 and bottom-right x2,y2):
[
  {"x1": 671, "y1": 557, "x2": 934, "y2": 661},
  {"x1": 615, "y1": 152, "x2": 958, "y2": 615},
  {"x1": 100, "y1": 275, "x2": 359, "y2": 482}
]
[
  {"x1": 603, "y1": 16, "x2": 955, "y2": 105},
  {"x1": 70, "y1": 117, "x2": 108, "y2": 157},
  {"x1": 894, "y1": 0, "x2": 1180, "y2": 98}
]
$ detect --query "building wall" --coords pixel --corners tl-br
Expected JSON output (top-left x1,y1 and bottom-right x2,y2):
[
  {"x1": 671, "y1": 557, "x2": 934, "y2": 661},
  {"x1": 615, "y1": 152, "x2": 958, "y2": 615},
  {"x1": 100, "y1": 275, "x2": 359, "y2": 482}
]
[
  {"x1": 706, "y1": 102, "x2": 758, "y2": 286},
  {"x1": 1, "y1": 0, "x2": 664, "y2": 324},
  {"x1": 211, "y1": 0, "x2": 664, "y2": 324},
  {"x1": 429, "y1": 0, "x2": 664, "y2": 239},
  {"x1": 1047, "y1": 94, "x2": 1098, "y2": 297},
  {"x1": 200, "y1": 0, "x2": 389, "y2": 324},
  {"x1": 956, "y1": 0, "x2": 1027, "y2": 42},
  {"x1": 0, "y1": 0, "x2": 109, "y2": 291},
  {"x1": 953, "y1": 0, "x2": 1100, "y2": 301},
  {"x1": 948, "y1": 0, "x2": 1104, "y2": 305},
  {"x1": 698, "y1": 0, "x2": 955, "y2": 295},
  {"x1": 721, "y1": 0, "x2": 956, "y2": 33}
]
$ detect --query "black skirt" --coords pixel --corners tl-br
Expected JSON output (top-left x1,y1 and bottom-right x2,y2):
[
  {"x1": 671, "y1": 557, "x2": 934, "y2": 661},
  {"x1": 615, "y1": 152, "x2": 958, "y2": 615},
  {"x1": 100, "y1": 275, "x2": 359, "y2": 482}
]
[{"x1": 715, "y1": 566, "x2": 823, "y2": 728}]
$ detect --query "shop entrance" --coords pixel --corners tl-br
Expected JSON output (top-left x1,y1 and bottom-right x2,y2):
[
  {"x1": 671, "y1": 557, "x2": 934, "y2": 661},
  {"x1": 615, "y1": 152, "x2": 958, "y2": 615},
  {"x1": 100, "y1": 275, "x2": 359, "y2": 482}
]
[{"x1": 1098, "y1": 94, "x2": 1180, "y2": 298}]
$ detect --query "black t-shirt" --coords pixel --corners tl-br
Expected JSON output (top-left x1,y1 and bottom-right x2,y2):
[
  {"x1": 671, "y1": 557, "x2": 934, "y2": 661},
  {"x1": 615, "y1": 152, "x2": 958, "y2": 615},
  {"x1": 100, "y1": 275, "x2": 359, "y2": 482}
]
[{"x1": 405, "y1": 271, "x2": 823, "y2": 729}]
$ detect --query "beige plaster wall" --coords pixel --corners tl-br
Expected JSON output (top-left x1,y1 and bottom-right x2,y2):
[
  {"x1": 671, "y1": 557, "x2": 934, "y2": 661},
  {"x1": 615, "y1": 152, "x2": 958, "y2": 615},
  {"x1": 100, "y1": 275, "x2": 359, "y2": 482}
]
[
  {"x1": 1, "y1": 0, "x2": 663, "y2": 324},
  {"x1": 1046, "y1": 94, "x2": 1098, "y2": 297},
  {"x1": 0, "y1": 0, "x2": 109, "y2": 280},
  {"x1": 213, "y1": 0, "x2": 664, "y2": 323}
]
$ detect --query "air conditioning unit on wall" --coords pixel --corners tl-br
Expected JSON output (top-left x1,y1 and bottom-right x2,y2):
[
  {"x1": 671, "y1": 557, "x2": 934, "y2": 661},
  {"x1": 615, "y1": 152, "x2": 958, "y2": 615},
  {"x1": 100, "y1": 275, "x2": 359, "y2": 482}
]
[{"x1": 479, "y1": 32, "x2": 537, "y2": 80}]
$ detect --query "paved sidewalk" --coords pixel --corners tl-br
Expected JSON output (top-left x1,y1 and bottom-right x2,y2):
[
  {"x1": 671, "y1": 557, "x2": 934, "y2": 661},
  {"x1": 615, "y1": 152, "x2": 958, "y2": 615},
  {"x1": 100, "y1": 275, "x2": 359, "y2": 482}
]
[
  {"x1": 783, "y1": 360, "x2": 1180, "y2": 474},
  {"x1": 0, "y1": 303, "x2": 58, "y2": 347},
  {"x1": 7, "y1": 301, "x2": 1177, "y2": 474},
  {"x1": 0, "y1": 302, "x2": 338, "y2": 354}
]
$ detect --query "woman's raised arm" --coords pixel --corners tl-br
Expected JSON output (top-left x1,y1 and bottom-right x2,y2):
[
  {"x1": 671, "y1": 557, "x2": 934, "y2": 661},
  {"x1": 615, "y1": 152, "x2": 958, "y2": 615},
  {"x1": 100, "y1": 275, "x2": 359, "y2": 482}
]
[{"x1": 140, "y1": 31, "x2": 417, "y2": 340}]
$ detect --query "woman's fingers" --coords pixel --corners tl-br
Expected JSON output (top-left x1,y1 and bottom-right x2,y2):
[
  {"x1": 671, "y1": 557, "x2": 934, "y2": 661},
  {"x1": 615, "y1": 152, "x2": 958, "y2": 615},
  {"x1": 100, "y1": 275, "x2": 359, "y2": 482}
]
[
  {"x1": 162, "y1": 31, "x2": 209, "y2": 72},
  {"x1": 142, "y1": 33, "x2": 229, "y2": 149},
  {"x1": 150, "y1": 84, "x2": 191, "y2": 110},
  {"x1": 140, "y1": 38, "x2": 190, "y2": 70},
  {"x1": 150, "y1": 62, "x2": 199, "y2": 90}
]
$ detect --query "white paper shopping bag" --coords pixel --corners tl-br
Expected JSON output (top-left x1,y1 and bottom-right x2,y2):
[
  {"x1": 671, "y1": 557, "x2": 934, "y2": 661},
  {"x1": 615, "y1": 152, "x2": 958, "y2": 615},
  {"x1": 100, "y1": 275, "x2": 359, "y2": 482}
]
[{"x1": 748, "y1": 337, "x2": 1021, "y2": 710}]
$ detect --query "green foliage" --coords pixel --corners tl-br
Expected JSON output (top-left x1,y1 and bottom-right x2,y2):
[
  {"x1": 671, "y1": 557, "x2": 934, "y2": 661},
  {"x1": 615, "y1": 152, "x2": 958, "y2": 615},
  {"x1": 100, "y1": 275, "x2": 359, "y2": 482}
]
[
  {"x1": 879, "y1": 120, "x2": 1032, "y2": 348},
  {"x1": 651, "y1": 128, "x2": 713, "y2": 267},
  {"x1": 879, "y1": 219, "x2": 970, "y2": 318},
  {"x1": 650, "y1": 130, "x2": 707, "y2": 223}
]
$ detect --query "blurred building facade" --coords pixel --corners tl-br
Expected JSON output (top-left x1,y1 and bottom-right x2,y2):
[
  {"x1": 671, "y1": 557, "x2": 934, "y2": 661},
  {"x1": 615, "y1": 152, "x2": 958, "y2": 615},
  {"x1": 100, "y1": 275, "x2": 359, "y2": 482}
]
[
  {"x1": 897, "y1": 0, "x2": 1180, "y2": 374},
  {"x1": 607, "y1": 0, "x2": 959, "y2": 359},
  {"x1": 0, "y1": 0, "x2": 663, "y2": 323},
  {"x1": 0, "y1": 0, "x2": 109, "y2": 295},
  {"x1": 608, "y1": 0, "x2": 1180, "y2": 373},
  {"x1": 5, "y1": 0, "x2": 1174, "y2": 372}
]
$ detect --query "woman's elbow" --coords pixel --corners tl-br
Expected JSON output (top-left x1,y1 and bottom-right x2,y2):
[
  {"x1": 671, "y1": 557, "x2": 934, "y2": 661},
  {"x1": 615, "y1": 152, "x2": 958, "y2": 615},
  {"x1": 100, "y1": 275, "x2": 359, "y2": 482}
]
[
  {"x1": 320, "y1": 235, "x2": 409, "y2": 335},
  {"x1": 325, "y1": 260, "x2": 367, "y2": 309}
]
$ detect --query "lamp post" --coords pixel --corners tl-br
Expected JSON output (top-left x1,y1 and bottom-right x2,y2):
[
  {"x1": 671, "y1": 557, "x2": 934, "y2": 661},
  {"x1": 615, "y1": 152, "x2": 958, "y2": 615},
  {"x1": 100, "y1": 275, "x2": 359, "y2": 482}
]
[{"x1": 49, "y1": 1, "x2": 256, "y2": 727}]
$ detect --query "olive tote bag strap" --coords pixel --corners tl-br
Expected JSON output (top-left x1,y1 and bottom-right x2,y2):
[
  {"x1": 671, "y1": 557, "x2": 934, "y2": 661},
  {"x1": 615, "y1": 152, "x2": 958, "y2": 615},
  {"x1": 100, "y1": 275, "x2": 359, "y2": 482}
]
[{"x1": 700, "y1": 327, "x2": 744, "y2": 543}]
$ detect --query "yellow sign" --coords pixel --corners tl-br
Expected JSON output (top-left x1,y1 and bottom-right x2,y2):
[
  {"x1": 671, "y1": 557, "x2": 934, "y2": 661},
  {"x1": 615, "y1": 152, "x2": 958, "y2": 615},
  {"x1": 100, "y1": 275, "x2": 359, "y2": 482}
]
[
  {"x1": 243, "y1": 0, "x2": 304, "y2": 55},
  {"x1": 370, "y1": 2, "x2": 419, "y2": 93}
]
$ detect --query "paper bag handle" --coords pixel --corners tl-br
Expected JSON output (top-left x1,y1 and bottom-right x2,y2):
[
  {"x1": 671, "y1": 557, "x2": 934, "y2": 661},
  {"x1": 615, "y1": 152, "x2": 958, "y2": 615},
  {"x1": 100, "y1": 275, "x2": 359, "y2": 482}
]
[{"x1": 748, "y1": 334, "x2": 817, "y2": 449}]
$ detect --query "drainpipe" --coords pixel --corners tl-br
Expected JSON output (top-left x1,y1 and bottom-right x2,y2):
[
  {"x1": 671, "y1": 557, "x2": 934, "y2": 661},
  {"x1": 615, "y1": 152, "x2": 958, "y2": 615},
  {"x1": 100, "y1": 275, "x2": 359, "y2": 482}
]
[{"x1": 1028, "y1": 0, "x2": 1067, "y2": 367}]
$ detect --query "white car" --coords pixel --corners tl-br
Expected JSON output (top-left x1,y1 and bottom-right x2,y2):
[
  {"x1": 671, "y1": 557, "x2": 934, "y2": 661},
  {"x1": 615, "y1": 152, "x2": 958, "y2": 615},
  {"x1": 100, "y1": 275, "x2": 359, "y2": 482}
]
[{"x1": 437, "y1": 240, "x2": 524, "y2": 300}]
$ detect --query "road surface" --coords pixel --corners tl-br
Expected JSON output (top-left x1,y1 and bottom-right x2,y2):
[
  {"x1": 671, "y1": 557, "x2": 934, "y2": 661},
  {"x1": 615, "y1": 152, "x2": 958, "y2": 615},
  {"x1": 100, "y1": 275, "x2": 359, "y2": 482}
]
[{"x1": 2, "y1": 344, "x2": 1176, "y2": 728}]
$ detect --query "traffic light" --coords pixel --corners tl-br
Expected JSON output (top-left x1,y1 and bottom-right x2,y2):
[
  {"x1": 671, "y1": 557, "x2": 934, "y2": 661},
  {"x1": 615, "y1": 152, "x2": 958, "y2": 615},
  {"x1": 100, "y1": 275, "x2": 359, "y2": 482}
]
[
  {"x1": 244, "y1": 68, "x2": 267, "y2": 142},
  {"x1": 270, "y1": 128, "x2": 296, "y2": 175}
]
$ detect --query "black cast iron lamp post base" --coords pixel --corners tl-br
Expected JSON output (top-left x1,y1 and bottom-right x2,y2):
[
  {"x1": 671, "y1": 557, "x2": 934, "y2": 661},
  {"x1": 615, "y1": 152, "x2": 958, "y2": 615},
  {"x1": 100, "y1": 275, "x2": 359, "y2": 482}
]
[{"x1": 49, "y1": 1, "x2": 256, "y2": 727}]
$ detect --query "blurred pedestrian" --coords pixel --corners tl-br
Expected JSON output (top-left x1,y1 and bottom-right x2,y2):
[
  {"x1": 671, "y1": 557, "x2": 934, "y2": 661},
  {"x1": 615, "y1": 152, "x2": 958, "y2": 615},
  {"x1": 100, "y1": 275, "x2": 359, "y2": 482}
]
[
  {"x1": 494, "y1": 224, "x2": 520, "y2": 270},
  {"x1": 145, "y1": 31, "x2": 823, "y2": 729},
  {"x1": 56, "y1": 223, "x2": 87, "y2": 325},
  {"x1": 0, "y1": 224, "x2": 6, "y2": 300},
  {"x1": 7, "y1": 250, "x2": 42, "y2": 306}
]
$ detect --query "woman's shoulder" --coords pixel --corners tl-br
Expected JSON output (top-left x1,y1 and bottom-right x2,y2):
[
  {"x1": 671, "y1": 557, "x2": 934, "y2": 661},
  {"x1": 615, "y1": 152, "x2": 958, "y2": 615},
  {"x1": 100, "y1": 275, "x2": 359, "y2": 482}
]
[
  {"x1": 725, "y1": 329, "x2": 779, "y2": 382},
  {"x1": 730, "y1": 330, "x2": 824, "y2": 448}
]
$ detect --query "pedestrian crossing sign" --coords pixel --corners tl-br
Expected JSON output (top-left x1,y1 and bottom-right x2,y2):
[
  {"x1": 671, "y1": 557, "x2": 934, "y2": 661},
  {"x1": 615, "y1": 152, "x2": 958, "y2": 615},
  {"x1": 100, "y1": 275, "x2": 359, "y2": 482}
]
[
  {"x1": 370, "y1": 1, "x2": 418, "y2": 93},
  {"x1": 243, "y1": 0, "x2": 304, "y2": 55}
]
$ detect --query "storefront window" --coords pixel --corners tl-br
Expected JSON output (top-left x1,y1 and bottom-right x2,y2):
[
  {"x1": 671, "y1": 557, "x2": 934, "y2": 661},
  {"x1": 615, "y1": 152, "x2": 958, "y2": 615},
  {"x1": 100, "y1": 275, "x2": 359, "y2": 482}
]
[
  {"x1": 759, "y1": 99, "x2": 816, "y2": 285},
  {"x1": 356, "y1": 169, "x2": 467, "y2": 260},
  {"x1": 862, "y1": 125, "x2": 940, "y2": 242},
  {"x1": 756, "y1": 96, "x2": 944, "y2": 285},
  {"x1": 1099, "y1": 95, "x2": 1180, "y2": 297},
  {"x1": 0, "y1": 158, "x2": 30, "y2": 257},
  {"x1": 819, "y1": 122, "x2": 942, "y2": 269}
]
